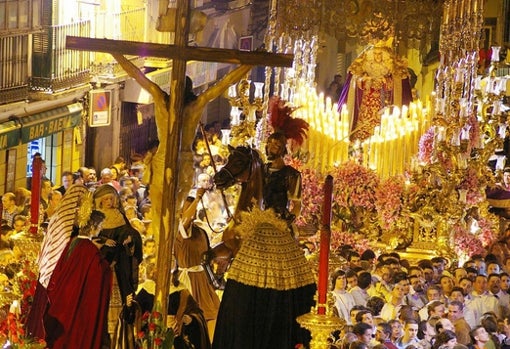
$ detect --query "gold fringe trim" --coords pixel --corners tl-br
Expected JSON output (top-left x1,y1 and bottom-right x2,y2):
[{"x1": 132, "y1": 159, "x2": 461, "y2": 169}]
[{"x1": 228, "y1": 207, "x2": 315, "y2": 290}]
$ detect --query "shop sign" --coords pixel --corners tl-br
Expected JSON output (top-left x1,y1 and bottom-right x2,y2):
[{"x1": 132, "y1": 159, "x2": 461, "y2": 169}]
[
  {"x1": 21, "y1": 103, "x2": 83, "y2": 143},
  {"x1": 89, "y1": 90, "x2": 112, "y2": 127},
  {"x1": 0, "y1": 120, "x2": 21, "y2": 150}
]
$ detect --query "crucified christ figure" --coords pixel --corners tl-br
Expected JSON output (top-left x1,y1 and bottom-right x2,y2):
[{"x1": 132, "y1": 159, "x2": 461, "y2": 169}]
[{"x1": 112, "y1": 53, "x2": 252, "y2": 232}]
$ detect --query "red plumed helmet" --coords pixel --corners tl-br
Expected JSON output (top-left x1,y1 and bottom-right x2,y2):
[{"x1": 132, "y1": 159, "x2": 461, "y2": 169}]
[{"x1": 268, "y1": 96, "x2": 309, "y2": 145}]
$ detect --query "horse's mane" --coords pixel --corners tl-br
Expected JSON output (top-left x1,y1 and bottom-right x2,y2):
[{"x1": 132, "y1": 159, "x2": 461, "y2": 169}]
[{"x1": 235, "y1": 146, "x2": 264, "y2": 214}]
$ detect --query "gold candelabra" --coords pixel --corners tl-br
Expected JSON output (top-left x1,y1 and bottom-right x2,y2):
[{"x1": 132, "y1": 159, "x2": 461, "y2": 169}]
[
  {"x1": 297, "y1": 292, "x2": 345, "y2": 349},
  {"x1": 225, "y1": 78, "x2": 265, "y2": 147}
]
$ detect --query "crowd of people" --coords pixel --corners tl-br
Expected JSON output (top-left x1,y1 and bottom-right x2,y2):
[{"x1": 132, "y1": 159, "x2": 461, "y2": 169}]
[{"x1": 326, "y1": 243, "x2": 510, "y2": 349}]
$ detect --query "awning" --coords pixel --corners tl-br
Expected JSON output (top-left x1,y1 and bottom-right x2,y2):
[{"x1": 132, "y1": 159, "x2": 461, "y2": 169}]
[
  {"x1": 0, "y1": 120, "x2": 21, "y2": 150},
  {"x1": 20, "y1": 102, "x2": 83, "y2": 143}
]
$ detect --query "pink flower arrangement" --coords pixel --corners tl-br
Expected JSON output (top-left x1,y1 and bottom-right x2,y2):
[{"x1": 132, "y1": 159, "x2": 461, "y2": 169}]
[
  {"x1": 418, "y1": 127, "x2": 435, "y2": 164},
  {"x1": 329, "y1": 227, "x2": 370, "y2": 255},
  {"x1": 329, "y1": 161, "x2": 380, "y2": 237},
  {"x1": 453, "y1": 223, "x2": 486, "y2": 259},
  {"x1": 452, "y1": 213, "x2": 498, "y2": 260},
  {"x1": 477, "y1": 216, "x2": 498, "y2": 247},
  {"x1": 286, "y1": 157, "x2": 324, "y2": 227},
  {"x1": 375, "y1": 175, "x2": 405, "y2": 230},
  {"x1": 468, "y1": 113, "x2": 481, "y2": 150},
  {"x1": 457, "y1": 167, "x2": 485, "y2": 206},
  {"x1": 330, "y1": 161, "x2": 380, "y2": 210}
]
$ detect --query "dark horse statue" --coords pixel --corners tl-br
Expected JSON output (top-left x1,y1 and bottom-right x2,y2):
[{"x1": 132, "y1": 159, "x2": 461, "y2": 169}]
[
  {"x1": 214, "y1": 145, "x2": 264, "y2": 216},
  {"x1": 201, "y1": 145, "x2": 264, "y2": 289}
]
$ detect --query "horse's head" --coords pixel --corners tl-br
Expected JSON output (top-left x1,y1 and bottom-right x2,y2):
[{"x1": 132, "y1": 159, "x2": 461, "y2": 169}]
[{"x1": 214, "y1": 145, "x2": 256, "y2": 189}]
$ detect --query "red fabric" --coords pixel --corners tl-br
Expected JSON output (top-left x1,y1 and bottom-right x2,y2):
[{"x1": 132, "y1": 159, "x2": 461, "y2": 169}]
[{"x1": 44, "y1": 238, "x2": 112, "y2": 349}]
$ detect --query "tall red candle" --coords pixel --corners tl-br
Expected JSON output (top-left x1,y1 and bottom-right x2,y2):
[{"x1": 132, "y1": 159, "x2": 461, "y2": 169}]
[
  {"x1": 317, "y1": 175, "x2": 333, "y2": 315},
  {"x1": 29, "y1": 155, "x2": 43, "y2": 234}
]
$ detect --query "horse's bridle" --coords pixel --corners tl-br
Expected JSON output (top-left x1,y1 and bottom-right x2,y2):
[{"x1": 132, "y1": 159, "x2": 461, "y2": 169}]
[{"x1": 220, "y1": 147, "x2": 255, "y2": 185}]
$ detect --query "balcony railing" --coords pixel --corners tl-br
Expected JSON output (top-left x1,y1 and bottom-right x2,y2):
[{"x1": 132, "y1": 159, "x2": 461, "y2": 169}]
[
  {"x1": 0, "y1": 34, "x2": 30, "y2": 104},
  {"x1": 31, "y1": 20, "x2": 91, "y2": 93},
  {"x1": 94, "y1": 7, "x2": 146, "y2": 42}
]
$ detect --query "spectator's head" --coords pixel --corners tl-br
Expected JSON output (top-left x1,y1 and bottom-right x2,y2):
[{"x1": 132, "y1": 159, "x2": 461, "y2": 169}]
[
  {"x1": 361, "y1": 249, "x2": 376, "y2": 263},
  {"x1": 439, "y1": 275, "x2": 454, "y2": 296},
  {"x1": 352, "y1": 323, "x2": 374, "y2": 344},
  {"x1": 501, "y1": 272, "x2": 510, "y2": 292},
  {"x1": 197, "y1": 173, "x2": 212, "y2": 190},
  {"x1": 447, "y1": 300, "x2": 464, "y2": 322},
  {"x1": 61, "y1": 171, "x2": 73, "y2": 189},
  {"x1": 426, "y1": 285, "x2": 442, "y2": 302},
  {"x1": 465, "y1": 267, "x2": 478, "y2": 281},
  {"x1": 12, "y1": 215, "x2": 27, "y2": 233},
  {"x1": 487, "y1": 273, "x2": 501, "y2": 294},
  {"x1": 109, "y1": 167, "x2": 120, "y2": 180},
  {"x1": 486, "y1": 262, "x2": 501, "y2": 275},
  {"x1": 419, "y1": 319, "x2": 436, "y2": 341},
  {"x1": 459, "y1": 277, "x2": 473, "y2": 295},
  {"x1": 100, "y1": 168, "x2": 114, "y2": 184},
  {"x1": 346, "y1": 269, "x2": 358, "y2": 290},
  {"x1": 355, "y1": 309, "x2": 374, "y2": 326},
  {"x1": 2, "y1": 193, "x2": 16, "y2": 211},
  {"x1": 480, "y1": 313, "x2": 498, "y2": 333},
  {"x1": 385, "y1": 257, "x2": 401, "y2": 276},
  {"x1": 358, "y1": 271, "x2": 372, "y2": 290},
  {"x1": 408, "y1": 266, "x2": 424, "y2": 279},
  {"x1": 473, "y1": 274, "x2": 487, "y2": 294},
  {"x1": 332, "y1": 269, "x2": 347, "y2": 291},
  {"x1": 470, "y1": 326, "x2": 490, "y2": 347},
  {"x1": 350, "y1": 305, "x2": 367, "y2": 327},
  {"x1": 453, "y1": 267, "x2": 467, "y2": 285},
  {"x1": 376, "y1": 263, "x2": 392, "y2": 284},
  {"x1": 435, "y1": 318, "x2": 454, "y2": 333},
  {"x1": 409, "y1": 274, "x2": 424, "y2": 293},
  {"x1": 398, "y1": 305, "x2": 419, "y2": 323},
  {"x1": 388, "y1": 319, "x2": 403, "y2": 341},
  {"x1": 431, "y1": 256, "x2": 448, "y2": 275},
  {"x1": 143, "y1": 238, "x2": 156, "y2": 257},
  {"x1": 433, "y1": 330, "x2": 457, "y2": 349},
  {"x1": 88, "y1": 167, "x2": 97, "y2": 183},
  {"x1": 366, "y1": 296, "x2": 385, "y2": 317},
  {"x1": 48, "y1": 190, "x2": 63, "y2": 208},
  {"x1": 376, "y1": 322, "x2": 391, "y2": 343},
  {"x1": 427, "y1": 300, "x2": 445, "y2": 318},
  {"x1": 418, "y1": 260, "x2": 435, "y2": 283},
  {"x1": 449, "y1": 287, "x2": 466, "y2": 303},
  {"x1": 394, "y1": 271, "x2": 410, "y2": 295},
  {"x1": 403, "y1": 319, "x2": 419, "y2": 341}
]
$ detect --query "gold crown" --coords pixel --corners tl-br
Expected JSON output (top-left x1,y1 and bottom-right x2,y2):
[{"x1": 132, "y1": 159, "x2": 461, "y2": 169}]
[
  {"x1": 76, "y1": 191, "x2": 94, "y2": 228},
  {"x1": 373, "y1": 36, "x2": 394, "y2": 49}
]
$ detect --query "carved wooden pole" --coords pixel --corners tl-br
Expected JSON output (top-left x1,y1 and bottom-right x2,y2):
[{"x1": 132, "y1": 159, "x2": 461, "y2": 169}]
[
  {"x1": 29, "y1": 155, "x2": 43, "y2": 234},
  {"x1": 154, "y1": 0, "x2": 191, "y2": 317}
]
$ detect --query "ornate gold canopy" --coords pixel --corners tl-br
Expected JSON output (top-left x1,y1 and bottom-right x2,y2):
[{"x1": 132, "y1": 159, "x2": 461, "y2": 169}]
[{"x1": 275, "y1": 0, "x2": 444, "y2": 58}]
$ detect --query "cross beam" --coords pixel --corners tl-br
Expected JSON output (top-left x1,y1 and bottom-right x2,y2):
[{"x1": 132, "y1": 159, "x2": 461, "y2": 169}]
[{"x1": 66, "y1": 36, "x2": 293, "y2": 67}]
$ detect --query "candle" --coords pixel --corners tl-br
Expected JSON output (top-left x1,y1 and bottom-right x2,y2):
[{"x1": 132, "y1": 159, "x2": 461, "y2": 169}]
[
  {"x1": 491, "y1": 47, "x2": 501, "y2": 62},
  {"x1": 443, "y1": 1, "x2": 450, "y2": 24},
  {"x1": 317, "y1": 175, "x2": 333, "y2": 315},
  {"x1": 253, "y1": 82, "x2": 264, "y2": 99}
]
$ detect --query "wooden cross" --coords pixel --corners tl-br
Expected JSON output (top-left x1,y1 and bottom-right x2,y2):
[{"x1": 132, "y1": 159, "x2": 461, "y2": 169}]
[{"x1": 66, "y1": 0, "x2": 293, "y2": 317}]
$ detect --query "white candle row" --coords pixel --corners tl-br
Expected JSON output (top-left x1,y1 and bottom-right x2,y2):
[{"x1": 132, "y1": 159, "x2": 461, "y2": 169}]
[{"x1": 288, "y1": 79, "x2": 431, "y2": 177}]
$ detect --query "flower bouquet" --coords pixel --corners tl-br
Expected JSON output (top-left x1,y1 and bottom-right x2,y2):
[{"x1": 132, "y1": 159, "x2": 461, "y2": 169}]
[
  {"x1": 0, "y1": 311, "x2": 46, "y2": 349},
  {"x1": 136, "y1": 310, "x2": 173, "y2": 349},
  {"x1": 330, "y1": 161, "x2": 380, "y2": 239}
]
